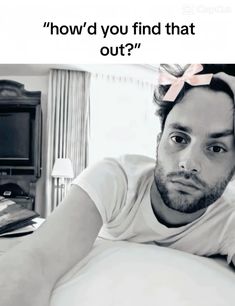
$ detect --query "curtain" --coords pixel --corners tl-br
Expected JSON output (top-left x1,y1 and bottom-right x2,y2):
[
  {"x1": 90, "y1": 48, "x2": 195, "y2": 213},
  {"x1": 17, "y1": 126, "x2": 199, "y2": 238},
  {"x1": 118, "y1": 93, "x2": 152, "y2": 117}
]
[{"x1": 44, "y1": 69, "x2": 90, "y2": 216}]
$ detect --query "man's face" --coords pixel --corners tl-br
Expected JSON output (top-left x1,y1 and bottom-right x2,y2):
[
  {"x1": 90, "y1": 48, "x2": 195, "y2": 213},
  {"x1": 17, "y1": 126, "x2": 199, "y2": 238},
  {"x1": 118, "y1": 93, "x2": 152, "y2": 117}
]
[{"x1": 155, "y1": 87, "x2": 235, "y2": 213}]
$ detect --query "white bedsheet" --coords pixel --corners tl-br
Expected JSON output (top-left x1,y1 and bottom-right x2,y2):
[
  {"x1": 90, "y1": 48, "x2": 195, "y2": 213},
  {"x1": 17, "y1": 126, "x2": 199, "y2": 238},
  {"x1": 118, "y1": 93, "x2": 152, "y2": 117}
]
[{"x1": 51, "y1": 239, "x2": 235, "y2": 306}]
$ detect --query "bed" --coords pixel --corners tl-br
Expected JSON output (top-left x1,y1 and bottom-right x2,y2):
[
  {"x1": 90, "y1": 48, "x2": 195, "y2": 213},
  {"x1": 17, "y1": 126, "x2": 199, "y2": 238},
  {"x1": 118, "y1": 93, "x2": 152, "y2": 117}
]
[
  {"x1": 50, "y1": 239, "x2": 235, "y2": 306},
  {"x1": 0, "y1": 236, "x2": 234, "y2": 306}
]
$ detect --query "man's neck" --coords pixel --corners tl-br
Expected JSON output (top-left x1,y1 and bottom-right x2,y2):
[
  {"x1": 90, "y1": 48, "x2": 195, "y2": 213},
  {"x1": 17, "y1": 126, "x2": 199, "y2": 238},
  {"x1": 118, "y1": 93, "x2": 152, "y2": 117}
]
[{"x1": 150, "y1": 179, "x2": 207, "y2": 227}]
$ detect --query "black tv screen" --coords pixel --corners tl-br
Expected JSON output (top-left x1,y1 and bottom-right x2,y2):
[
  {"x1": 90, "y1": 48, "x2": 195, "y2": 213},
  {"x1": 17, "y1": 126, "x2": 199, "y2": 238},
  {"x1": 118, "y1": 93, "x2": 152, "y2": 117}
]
[{"x1": 0, "y1": 112, "x2": 31, "y2": 162}]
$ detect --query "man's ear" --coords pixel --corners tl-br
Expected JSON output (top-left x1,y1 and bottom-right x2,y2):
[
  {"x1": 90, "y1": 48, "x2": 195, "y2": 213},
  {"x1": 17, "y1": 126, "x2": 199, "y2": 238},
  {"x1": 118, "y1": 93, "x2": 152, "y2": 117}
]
[
  {"x1": 156, "y1": 132, "x2": 162, "y2": 159},
  {"x1": 157, "y1": 132, "x2": 162, "y2": 146},
  {"x1": 156, "y1": 132, "x2": 162, "y2": 160}
]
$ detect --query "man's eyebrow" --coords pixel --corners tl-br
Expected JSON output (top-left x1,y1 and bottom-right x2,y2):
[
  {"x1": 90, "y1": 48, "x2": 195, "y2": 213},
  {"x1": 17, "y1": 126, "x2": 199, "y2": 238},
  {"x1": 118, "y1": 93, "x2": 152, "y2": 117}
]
[
  {"x1": 169, "y1": 123, "x2": 234, "y2": 138},
  {"x1": 168, "y1": 123, "x2": 192, "y2": 134},
  {"x1": 208, "y1": 129, "x2": 234, "y2": 138}
]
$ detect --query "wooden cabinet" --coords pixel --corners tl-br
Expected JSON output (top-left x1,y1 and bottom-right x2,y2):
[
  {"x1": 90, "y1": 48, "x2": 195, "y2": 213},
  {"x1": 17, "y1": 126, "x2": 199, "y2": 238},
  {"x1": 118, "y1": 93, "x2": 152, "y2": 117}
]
[{"x1": 0, "y1": 80, "x2": 42, "y2": 210}]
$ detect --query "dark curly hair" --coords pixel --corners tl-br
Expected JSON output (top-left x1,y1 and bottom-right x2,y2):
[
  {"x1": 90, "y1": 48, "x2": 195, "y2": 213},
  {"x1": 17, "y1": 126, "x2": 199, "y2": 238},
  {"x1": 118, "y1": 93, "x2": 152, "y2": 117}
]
[{"x1": 154, "y1": 64, "x2": 235, "y2": 131}]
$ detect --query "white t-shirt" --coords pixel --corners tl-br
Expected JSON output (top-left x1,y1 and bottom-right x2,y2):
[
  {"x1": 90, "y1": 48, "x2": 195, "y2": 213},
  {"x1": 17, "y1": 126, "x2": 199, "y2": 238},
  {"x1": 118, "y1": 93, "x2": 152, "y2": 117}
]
[{"x1": 72, "y1": 155, "x2": 235, "y2": 264}]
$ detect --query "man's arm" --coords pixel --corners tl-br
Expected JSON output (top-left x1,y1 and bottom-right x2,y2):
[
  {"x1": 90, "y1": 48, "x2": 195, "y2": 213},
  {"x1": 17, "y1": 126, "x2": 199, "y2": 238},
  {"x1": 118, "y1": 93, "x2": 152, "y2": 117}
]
[{"x1": 0, "y1": 185, "x2": 102, "y2": 306}]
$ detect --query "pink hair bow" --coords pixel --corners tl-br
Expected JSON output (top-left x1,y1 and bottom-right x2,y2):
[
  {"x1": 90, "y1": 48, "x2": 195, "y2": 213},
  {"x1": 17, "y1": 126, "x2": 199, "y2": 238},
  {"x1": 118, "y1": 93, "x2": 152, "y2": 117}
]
[{"x1": 159, "y1": 64, "x2": 213, "y2": 102}]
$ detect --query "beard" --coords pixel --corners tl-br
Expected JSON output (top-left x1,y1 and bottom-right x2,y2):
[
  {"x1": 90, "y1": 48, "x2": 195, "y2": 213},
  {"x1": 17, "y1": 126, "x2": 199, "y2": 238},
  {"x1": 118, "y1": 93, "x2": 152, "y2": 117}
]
[{"x1": 154, "y1": 161, "x2": 235, "y2": 213}]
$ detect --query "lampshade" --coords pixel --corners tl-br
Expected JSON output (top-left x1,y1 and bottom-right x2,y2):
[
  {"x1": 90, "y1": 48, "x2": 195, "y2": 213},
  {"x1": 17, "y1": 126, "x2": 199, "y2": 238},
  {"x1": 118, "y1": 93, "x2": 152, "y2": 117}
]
[{"x1": 51, "y1": 158, "x2": 74, "y2": 179}]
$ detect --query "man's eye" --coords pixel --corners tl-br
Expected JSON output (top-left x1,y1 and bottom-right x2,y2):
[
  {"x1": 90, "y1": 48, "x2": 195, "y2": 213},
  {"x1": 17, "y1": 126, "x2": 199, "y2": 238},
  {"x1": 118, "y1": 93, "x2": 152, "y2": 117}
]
[
  {"x1": 171, "y1": 136, "x2": 187, "y2": 144},
  {"x1": 208, "y1": 146, "x2": 226, "y2": 153}
]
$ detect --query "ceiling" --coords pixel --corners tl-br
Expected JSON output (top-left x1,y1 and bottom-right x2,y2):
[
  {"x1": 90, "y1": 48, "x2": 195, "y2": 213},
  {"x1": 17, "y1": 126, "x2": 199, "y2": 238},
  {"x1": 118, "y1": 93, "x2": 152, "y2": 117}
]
[{"x1": 0, "y1": 64, "x2": 159, "y2": 81}]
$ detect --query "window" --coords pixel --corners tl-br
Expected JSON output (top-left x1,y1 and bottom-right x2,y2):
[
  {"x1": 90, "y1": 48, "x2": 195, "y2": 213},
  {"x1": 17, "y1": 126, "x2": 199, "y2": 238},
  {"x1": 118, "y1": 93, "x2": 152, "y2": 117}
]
[{"x1": 89, "y1": 66, "x2": 160, "y2": 163}]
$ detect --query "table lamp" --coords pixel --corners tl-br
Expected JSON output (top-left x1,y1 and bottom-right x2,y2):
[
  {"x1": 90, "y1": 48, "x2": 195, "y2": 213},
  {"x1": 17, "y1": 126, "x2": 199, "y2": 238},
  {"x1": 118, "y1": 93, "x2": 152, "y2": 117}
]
[{"x1": 51, "y1": 158, "x2": 74, "y2": 194}]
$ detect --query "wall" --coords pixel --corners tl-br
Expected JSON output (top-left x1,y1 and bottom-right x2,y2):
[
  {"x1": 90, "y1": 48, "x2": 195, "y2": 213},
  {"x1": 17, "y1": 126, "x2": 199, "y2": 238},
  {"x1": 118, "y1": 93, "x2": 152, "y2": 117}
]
[
  {"x1": 0, "y1": 75, "x2": 48, "y2": 216},
  {"x1": 0, "y1": 65, "x2": 159, "y2": 216}
]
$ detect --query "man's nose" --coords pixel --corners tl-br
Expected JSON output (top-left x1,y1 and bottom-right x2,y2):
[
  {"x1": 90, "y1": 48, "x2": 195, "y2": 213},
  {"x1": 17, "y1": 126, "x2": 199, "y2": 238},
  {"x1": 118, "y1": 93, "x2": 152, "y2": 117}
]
[{"x1": 178, "y1": 145, "x2": 202, "y2": 173}]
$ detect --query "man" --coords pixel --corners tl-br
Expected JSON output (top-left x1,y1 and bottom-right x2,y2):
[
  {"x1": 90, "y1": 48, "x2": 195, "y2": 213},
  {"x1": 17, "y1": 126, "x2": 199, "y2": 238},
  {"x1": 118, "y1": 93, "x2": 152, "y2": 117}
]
[{"x1": 1, "y1": 64, "x2": 235, "y2": 306}]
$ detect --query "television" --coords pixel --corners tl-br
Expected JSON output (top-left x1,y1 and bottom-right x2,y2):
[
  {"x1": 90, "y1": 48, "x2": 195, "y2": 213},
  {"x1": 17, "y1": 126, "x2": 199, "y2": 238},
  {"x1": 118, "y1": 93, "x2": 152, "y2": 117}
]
[
  {"x1": 0, "y1": 111, "x2": 32, "y2": 165},
  {"x1": 0, "y1": 80, "x2": 41, "y2": 177}
]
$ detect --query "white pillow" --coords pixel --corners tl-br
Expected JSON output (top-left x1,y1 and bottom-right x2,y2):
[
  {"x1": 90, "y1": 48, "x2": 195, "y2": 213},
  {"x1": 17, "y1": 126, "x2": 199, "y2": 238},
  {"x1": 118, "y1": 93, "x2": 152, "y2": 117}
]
[{"x1": 51, "y1": 239, "x2": 235, "y2": 306}]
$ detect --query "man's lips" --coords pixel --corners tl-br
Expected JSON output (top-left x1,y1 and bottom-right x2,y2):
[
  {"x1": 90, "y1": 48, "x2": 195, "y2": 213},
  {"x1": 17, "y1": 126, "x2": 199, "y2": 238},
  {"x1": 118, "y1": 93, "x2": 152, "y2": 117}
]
[{"x1": 170, "y1": 178, "x2": 201, "y2": 190}]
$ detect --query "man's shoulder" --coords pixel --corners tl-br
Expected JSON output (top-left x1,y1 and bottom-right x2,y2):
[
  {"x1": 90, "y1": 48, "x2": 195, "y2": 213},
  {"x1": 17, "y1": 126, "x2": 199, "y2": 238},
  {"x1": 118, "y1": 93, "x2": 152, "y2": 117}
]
[
  {"x1": 116, "y1": 154, "x2": 155, "y2": 166},
  {"x1": 74, "y1": 154, "x2": 155, "y2": 188},
  {"x1": 90, "y1": 154, "x2": 155, "y2": 183},
  {"x1": 109, "y1": 154, "x2": 155, "y2": 175}
]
